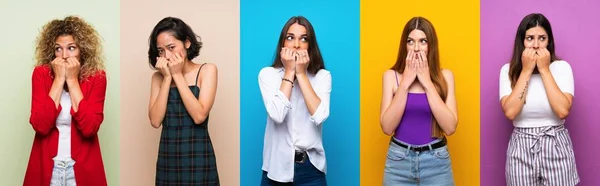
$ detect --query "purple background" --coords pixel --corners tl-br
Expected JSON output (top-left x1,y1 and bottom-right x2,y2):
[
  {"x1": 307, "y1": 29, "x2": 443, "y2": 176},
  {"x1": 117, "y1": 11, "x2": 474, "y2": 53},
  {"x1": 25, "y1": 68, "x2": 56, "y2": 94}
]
[{"x1": 481, "y1": 0, "x2": 600, "y2": 185}]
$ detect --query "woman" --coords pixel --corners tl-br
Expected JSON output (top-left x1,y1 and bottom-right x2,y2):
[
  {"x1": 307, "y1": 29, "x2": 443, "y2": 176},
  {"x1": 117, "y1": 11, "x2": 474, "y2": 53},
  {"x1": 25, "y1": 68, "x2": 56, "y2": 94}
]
[
  {"x1": 258, "y1": 16, "x2": 331, "y2": 185},
  {"x1": 500, "y1": 13, "x2": 578, "y2": 185},
  {"x1": 24, "y1": 16, "x2": 107, "y2": 186},
  {"x1": 379, "y1": 17, "x2": 458, "y2": 185},
  {"x1": 147, "y1": 17, "x2": 220, "y2": 185}
]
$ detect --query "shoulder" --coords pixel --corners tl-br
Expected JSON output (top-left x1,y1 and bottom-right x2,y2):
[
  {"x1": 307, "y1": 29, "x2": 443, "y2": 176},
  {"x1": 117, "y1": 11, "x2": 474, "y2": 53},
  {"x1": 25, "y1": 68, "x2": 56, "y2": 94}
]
[
  {"x1": 199, "y1": 63, "x2": 217, "y2": 78},
  {"x1": 500, "y1": 63, "x2": 510, "y2": 73},
  {"x1": 550, "y1": 60, "x2": 571, "y2": 68},
  {"x1": 33, "y1": 65, "x2": 51, "y2": 75},
  {"x1": 199, "y1": 62, "x2": 218, "y2": 73},
  {"x1": 87, "y1": 70, "x2": 107, "y2": 83},
  {"x1": 441, "y1": 69, "x2": 455, "y2": 82},
  {"x1": 259, "y1": 67, "x2": 280, "y2": 78},
  {"x1": 315, "y1": 69, "x2": 331, "y2": 78}
]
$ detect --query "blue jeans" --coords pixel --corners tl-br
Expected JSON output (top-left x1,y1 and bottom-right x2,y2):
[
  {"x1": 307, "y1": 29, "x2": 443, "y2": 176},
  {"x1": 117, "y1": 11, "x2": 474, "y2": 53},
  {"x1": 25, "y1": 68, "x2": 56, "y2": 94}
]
[
  {"x1": 383, "y1": 138, "x2": 454, "y2": 186},
  {"x1": 261, "y1": 157, "x2": 327, "y2": 186},
  {"x1": 51, "y1": 158, "x2": 76, "y2": 186}
]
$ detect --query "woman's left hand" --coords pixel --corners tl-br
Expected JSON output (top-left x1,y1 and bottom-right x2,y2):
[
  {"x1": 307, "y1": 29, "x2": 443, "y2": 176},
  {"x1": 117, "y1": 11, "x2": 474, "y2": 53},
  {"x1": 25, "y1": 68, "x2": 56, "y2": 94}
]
[
  {"x1": 168, "y1": 51, "x2": 185, "y2": 75},
  {"x1": 65, "y1": 57, "x2": 80, "y2": 81},
  {"x1": 416, "y1": 51, "x2": 434, "y2": 89},
  {"x1": 295, "y1": 50, "x2": 310, "y2": 75},
  {"x1": 535, "y1": 48, "x2": 551, "y2": 72}
]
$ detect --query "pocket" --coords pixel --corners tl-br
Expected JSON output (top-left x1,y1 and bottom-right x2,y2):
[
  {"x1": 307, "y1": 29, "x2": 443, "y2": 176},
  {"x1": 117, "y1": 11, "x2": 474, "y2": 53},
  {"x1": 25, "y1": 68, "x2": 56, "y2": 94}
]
[
  {"x1": 386, "y1": 144, "x2": 407, "y2": 161},
  {"x1": 433, "y1": 146, "x2": 450, "y2": 159}
]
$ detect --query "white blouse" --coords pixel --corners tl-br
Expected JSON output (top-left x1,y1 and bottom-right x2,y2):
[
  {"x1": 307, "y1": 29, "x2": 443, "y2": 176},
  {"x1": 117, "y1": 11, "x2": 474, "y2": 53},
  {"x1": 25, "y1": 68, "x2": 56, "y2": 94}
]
[{"x1": 258, "y1": 67, "x2": 331, "y2": 182}]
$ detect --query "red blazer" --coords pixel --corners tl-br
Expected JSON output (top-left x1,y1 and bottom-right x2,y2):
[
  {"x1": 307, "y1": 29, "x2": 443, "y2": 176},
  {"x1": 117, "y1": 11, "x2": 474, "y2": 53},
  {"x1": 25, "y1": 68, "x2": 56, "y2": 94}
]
[{"x1": 24, "y1": 65, "x2": 107, "y2": 186}]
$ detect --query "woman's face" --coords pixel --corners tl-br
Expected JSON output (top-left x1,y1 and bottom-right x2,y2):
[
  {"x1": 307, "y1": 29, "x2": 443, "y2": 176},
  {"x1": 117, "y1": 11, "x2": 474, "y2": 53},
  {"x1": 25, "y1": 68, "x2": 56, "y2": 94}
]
[
  {"x1": 156, "y1": 32, "x2": 190, "y2": 60},
  {"x1": 54, "y1": 35, "x2": 80, "y2": 61},
  {"x1": 406, "y1": 29, "x2": 428, "y2": 59},
  {"x1": 283, "y1": 23, "x2": 309, "y2": 51},
  {"x1": 523, "y1": 26, "x2": 548, "y2": 49}
]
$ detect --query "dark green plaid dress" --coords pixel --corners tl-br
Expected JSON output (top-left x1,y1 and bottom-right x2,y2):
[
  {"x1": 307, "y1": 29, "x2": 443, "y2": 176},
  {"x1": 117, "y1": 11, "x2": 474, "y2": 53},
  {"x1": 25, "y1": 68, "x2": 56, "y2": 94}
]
[{"x1": 156, "y1": 64, "x2": 220, "y2": 185}]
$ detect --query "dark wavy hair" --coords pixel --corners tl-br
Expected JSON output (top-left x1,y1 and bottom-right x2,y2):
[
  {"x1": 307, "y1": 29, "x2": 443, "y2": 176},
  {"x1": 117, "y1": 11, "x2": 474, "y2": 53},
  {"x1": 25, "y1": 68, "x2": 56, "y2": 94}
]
[{"x1": 148, "y1": 17, "x2": 202, "y2": 69}]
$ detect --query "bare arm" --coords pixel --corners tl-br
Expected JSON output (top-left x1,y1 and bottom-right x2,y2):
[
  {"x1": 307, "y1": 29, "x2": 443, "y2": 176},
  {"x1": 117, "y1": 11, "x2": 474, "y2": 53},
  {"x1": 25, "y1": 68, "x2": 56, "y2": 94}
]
[
  {"x1": 172, "y1": 63, "x2": 218, "y2": 124},
  {"x1": 424, "y1": 69, "x2": 458, "y2": 136},
  {"x1": 380, "y1": 70, "x2": 410, "y2": 136},
  {"x1": 148, "y1": 72, "x2": 171, "y2": 128}
]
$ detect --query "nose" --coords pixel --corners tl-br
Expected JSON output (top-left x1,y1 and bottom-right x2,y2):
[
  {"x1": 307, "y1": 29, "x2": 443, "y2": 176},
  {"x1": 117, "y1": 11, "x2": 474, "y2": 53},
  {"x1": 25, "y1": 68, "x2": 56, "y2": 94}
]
[
  {"x1": 62, "y1": 49, "x2": 69, "y2": 59},
  {"x1": 293, "y1": 39, "x2": 300, "y2": 49},
  {"x1": 532, "y1": 40, "x2": 539, "y2": 49}
]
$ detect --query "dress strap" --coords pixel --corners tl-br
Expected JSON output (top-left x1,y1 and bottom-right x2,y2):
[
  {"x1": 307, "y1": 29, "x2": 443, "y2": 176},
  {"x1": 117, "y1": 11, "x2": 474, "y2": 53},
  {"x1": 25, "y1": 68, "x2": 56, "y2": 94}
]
[
  {"x1": 394, "y1": 71, "x2": 400, "y2": 86},
  {"x1": 195, "y1": 63, "x2": 206, "y2": 87}
]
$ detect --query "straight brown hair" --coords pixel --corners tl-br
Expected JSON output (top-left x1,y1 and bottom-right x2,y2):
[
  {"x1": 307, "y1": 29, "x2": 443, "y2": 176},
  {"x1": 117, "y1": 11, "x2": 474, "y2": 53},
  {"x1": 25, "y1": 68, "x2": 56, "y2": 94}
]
[{"x1": 391, "y1": 17, "x2": 447, "y2": 138}]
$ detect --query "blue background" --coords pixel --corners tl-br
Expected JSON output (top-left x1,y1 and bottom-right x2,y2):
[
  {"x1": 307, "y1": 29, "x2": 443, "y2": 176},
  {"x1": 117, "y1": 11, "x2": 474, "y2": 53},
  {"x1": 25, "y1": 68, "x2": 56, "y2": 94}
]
[{"x1": 240, "y1": 0, "x2": 360, "y2": 185}]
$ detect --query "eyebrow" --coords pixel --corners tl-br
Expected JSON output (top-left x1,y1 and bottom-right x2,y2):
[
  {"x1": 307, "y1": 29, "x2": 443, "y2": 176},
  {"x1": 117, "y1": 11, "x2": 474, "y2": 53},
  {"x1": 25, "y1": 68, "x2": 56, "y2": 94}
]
[
  {"x1": 286, "y1": 33, "x2": 308, "y2": 37},
  {"x1": 407, "y1": 37, "x2": 427, "y2": 40},
  {"x1": 526, "y1": 34, "x2": 547, "y2": 37},
  {"x1": 54, "y1": 42, "x2": 76, "y2": 46}
]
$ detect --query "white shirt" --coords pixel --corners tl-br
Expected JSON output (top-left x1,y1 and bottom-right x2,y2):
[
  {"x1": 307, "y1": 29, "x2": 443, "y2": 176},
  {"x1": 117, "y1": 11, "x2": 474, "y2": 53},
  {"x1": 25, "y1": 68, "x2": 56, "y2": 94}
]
[
  {"x1": 55, "y1": 90, "x2": 72, "y2": 160},
  {"x1": 499, "y1": 60, "x2": 574, "y2": 128},
  {"x1": 258, "y1": 67, "x2": 331, "y2": 182}
]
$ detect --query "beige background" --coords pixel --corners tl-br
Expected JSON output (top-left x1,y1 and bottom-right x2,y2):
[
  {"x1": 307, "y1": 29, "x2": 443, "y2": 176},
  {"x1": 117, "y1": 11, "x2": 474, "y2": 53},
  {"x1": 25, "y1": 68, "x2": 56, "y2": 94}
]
[
  {"x1": 0, "y1": 0, "x2": 120, "y2": 185},
  {"x1": 120, "y1": 0, "x2": 240, "y2": 185}
]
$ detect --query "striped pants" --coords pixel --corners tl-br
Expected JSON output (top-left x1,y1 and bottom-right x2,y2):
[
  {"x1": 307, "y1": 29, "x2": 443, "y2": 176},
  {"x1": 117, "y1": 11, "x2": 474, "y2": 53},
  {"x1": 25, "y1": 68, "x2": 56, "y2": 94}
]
[{"x1": 506, "y1": 125, "x2": 579, "y2": 186}]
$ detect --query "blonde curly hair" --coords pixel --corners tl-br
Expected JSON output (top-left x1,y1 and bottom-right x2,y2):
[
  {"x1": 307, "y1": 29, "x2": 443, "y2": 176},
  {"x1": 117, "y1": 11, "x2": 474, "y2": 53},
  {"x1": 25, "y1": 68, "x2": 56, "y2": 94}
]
[{"x1": 35, "y1": 16, "x2": 104, "y2": 79}]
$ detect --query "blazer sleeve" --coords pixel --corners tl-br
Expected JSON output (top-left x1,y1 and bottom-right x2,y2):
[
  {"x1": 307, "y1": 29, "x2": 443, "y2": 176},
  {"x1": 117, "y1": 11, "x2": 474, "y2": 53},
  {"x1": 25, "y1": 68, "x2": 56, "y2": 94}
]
[
  {"x1": 29, "y1": 66, "x2": 61, "y2": 136},
  {"x1": 70, "y1": 71, "x2": 107, "y2": 138}
]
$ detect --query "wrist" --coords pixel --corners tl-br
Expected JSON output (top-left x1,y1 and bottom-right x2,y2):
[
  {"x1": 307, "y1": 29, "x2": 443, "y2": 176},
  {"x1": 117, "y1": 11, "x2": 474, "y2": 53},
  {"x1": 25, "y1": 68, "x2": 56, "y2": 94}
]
[{"x1": 66, "y1": 78, "x2": 78, "y2": 84}]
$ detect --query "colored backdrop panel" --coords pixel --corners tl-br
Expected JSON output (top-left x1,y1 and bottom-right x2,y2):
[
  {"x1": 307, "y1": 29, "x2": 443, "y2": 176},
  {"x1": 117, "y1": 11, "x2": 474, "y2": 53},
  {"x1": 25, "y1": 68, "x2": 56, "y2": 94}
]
[
  {"x1": 0, "y1": 0, "x2": 120, "y2": 185},
  {"x1": 360, "y1": 0, "x2": 480, "y2": 185},
  {"x1": 481, "y1": 0, "x2": 600, "y2": 185},
  {"x1": 240, "y1": 0, "x2": 360, "y2": 185},
  {"x1": 120, "y1": 1, "x2": 240, "y2": 185}
]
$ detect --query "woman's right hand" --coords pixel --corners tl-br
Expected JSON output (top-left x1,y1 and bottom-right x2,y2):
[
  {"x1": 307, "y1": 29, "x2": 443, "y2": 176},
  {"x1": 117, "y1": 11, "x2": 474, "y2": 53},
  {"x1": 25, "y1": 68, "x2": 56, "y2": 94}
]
[
  {"x1": 50, "y1": 57, "x2": 66, "y2": 80},
  {"x1": 280, "y1": 47, "x2": 296, "y2": 73},
  {"x1": 399, "y1": 50, "x2": 417, "y2": 89},
  {"x1": 521, "y1": 48, "x2": 537, "y2": 73},
  {"x1": 156, "y1": 57, "x2": 171, "y2": 78}
]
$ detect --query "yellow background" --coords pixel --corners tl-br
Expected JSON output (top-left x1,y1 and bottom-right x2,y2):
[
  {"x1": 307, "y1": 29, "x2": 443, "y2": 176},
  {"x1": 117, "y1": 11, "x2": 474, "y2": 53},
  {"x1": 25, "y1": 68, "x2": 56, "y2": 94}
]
[{"x1": 360, "y1": 0, "x2": 480, "y2": 185}]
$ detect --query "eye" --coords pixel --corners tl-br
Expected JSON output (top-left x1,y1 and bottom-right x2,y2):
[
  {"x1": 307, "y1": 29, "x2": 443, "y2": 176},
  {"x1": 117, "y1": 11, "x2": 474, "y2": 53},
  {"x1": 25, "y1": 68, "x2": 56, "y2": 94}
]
[
  {"x1": 158, "y1": 49, "x2": 163, "y2": 54},
  {"x1": 168, "y1": 46, "x2": 175, "y2": 50},
  {"x1": 407, "y1": 39, "x2": 414, "y2": 45},
  {"x1": 526, "y1": 36, "x2": 533, "y2": 41},
  {"x1": 539, "y1": 36, "x2": 546, "y2": 41},
  {"x1": 55, "y1": 47, "x2": 62, "y2": 52},
  {"x1": 286, "y1": 36, "x2": 293, "y2": 40},
  {"x1": 420, "y1": 39, "x2": 428, "y2": 44},
  {"x1": 68, "y1": 46, "x2": 76, "y2": 51},
  {"x1": 301, "y1": 37, "x2": 308, "y2": 42}
]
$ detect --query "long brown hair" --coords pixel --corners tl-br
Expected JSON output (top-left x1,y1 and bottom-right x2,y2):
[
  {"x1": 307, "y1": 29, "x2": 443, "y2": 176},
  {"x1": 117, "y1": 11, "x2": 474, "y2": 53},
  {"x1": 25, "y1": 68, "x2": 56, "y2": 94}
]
[
  {"x1": 35, "y1": 16, "x2": 104, "y2": 79},
  {"x1": 391, "y1": 17, "x2": 447, "y2": 138},
  {"x1": 508, "y1": 13, "x2": 558, "y2": 88}
]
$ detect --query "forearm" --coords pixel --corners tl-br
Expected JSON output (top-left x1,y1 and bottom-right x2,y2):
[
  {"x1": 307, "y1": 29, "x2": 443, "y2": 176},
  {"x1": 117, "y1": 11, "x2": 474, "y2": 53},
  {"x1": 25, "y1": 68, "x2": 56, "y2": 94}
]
[
  {"x1": 296, "y1": 74, "x2": 321, "y2": 115},
  {"x1": 149, "y1": 77, "x2": 171, "y2": 128},
  {"x1": 66, "y1": 79, "x2": 83, "y2": 112},
  {"x1": 280, "y1": 71, "x2": 295, "y2": 99},
  {"x1": 540, "y1": 69, "x2": 572, "y2": 119},
  {"x1": 173, "y1": 74, "x2": 208, "y2": 124},
  {"x1": 380, "y1": 85, "x2": 409, "y2": 135},
  {"x1": 502, "y1": 71, "x2": 531, "y2": 120},
  {"x1": 49, "y1": 77, "x2": 65, "y2": 108},
  {"x1": 424, "y1": 86, "x2": 457, "y2": 135}
]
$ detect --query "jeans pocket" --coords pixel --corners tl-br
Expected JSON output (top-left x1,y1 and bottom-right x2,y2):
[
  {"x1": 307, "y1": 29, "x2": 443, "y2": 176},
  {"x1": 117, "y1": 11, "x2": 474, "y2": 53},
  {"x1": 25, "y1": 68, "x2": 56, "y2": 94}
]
[
  {"x1": 386, "y1": 145, "x2": 407, "y2": 161},
  {"x1": 434, "y1": 147, "x2": 450, "y2": 159}
]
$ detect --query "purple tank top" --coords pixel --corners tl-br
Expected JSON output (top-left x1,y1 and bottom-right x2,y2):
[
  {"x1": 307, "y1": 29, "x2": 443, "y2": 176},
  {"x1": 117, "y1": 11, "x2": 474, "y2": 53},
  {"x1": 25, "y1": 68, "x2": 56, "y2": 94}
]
[{"x1": 393, "y1": 73, "x2": 436, "y2": 145}]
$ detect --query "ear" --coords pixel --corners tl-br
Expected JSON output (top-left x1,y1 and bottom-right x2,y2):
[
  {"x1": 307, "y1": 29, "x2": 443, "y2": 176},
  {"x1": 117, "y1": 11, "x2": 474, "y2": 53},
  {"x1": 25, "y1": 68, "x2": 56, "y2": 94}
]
[{"x1": 185, "y1": 39, "x2": 191, "y2": 49}]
